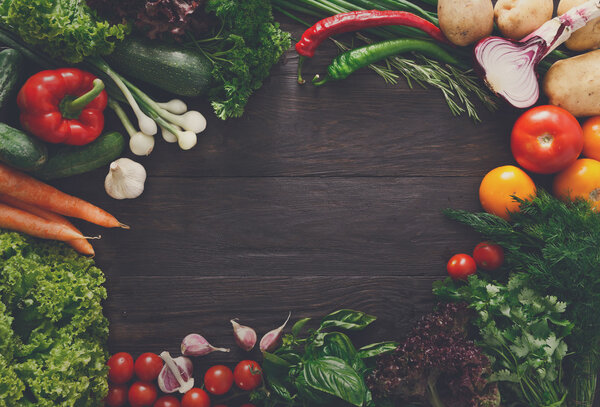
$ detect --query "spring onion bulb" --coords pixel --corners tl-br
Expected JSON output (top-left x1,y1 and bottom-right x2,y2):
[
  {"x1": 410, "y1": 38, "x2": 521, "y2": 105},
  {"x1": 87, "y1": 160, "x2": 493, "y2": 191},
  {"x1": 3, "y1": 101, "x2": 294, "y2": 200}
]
[{"x1": 474, "y1": 0, "x2": 600, "y2": 108}]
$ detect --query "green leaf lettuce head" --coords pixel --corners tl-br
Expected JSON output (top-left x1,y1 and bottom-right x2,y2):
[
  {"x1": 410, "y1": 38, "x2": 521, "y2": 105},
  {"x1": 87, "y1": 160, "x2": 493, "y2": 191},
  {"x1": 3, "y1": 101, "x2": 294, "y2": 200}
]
[
  {"x1": 0, "y1": 230, "x2": 109, "y2": 407},
  {"x1": 205, "y1": 0, "x2": 290, "y2": 120},
  {"x1": 0, "y1": 0, "x2": 129, "y2": 63}
]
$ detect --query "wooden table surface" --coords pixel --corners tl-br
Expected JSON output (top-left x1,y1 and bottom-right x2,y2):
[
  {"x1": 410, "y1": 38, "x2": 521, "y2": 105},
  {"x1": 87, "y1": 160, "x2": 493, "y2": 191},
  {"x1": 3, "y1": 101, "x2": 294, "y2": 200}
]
[{"x1": 53, "y1": 17, "x2": 525, "y2": 367}]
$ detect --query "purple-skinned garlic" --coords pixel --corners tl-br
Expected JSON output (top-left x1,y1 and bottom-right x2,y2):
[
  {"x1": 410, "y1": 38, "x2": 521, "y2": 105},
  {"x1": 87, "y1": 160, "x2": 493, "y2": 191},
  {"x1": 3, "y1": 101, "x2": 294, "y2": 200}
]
[
  {"x1": 231, "y1": 319, "x2": 257, "y2": 351},
  {"x1": 158, "y1": 351, "x2": 194, "y2": 394},
  {"x1": 260, "y1": 312, "x2": 291, "y2": 352},
  {"x1": 181, "y1": 333, "x2": 230, "y2": 356}
]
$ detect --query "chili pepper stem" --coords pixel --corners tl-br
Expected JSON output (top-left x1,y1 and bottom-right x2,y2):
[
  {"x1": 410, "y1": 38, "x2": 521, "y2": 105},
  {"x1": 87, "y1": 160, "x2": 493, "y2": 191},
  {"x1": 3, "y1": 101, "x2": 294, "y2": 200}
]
[
  {"x1": 60, "y1": 79, "x2": 104, "y2": 119},
  {"x1": 312, "y1": 74, "x2": 329, "y2": 86},
  {"x1": 298, "y1": 56, "x2": 307, "y2": 84}
]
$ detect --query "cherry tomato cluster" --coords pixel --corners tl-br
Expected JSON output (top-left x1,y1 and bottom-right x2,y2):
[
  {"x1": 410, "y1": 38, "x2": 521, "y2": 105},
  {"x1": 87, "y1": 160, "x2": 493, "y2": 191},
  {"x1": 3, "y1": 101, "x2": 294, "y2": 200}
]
[
  {"x1": 105, "y1": 353, "x2": 262, "y2": 407},
  {"x1": 105, "y1": 352, "x2": 164, "y2": 407},
  {"x1": 479, "y1": 106, "x2": 600, "y2": 220},
  {"x1": 446, "y1": 242, "x2": 504, "y2": 280}
]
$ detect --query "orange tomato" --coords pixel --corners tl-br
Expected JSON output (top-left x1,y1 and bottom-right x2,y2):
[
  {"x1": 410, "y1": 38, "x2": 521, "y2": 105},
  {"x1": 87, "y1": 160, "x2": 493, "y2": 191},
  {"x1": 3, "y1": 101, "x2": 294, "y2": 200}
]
[
  {"x1": 583, "y1": 116, "x2": 600, "y2": 161},
  {"x1": 479, "y1": 165, "x2": 536, "y2": 220},
  {"x1": 553, "y1": 158, "x2": 600, "y2": 212}
]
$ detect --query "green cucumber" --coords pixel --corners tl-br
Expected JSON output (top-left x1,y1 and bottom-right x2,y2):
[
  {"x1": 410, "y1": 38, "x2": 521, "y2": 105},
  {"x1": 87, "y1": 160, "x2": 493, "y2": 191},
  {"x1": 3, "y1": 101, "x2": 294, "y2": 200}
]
[
  {"x1": 33, "y1": 132, "x2": 125, "y2": 180},
  {"x1": 0, "y1": 48, "x2": 24, "y2": 110},
  {"x1": 0, "y1": 122, "x2": 47, "y2": 170},
  {"x1": 106, "y1": 36, "x2": 213, "y2": 97}
]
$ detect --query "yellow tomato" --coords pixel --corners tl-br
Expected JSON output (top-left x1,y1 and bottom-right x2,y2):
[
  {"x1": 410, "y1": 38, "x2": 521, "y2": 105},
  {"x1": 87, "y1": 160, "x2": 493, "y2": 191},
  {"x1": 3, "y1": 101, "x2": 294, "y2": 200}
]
[
  {"x1": 553, "y1": 158, "x2": 600, "y2": 212},
  {"x1": 479, "y1": 165, "x2": 536, "y2": 220},
  {"x1": 583, "y1": 116, "x2": 600, "y2": 161}
]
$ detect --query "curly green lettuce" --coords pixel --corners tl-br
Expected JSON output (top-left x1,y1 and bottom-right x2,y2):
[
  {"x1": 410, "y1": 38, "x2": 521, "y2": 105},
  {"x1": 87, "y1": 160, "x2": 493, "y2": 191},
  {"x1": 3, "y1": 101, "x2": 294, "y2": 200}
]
[
  {"x1": 0, "y1": 230, "x2": 109, "y2": 406},
  {"x1": 0, "y1": 0, "x2": 129, "y2": 63}
]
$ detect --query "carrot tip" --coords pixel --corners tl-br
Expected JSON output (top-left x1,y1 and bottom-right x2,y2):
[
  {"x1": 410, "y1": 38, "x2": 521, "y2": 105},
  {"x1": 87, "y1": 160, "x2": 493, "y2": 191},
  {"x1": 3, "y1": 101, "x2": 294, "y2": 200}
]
[{"x1": 119, "y1": 222, "x2": 130, "y2": 229}]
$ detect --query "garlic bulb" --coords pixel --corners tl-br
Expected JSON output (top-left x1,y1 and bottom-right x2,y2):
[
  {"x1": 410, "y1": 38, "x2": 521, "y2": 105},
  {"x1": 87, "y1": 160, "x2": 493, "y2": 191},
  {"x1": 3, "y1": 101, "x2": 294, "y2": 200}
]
[{"x1": 105, "y1": 158, "x2": 147, "y2": 200}]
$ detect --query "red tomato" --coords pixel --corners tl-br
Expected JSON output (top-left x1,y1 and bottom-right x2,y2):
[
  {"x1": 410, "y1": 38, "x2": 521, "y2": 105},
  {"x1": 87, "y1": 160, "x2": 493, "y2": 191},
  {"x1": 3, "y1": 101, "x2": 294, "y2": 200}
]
[
  {"x1": 154, "y1": 396, "x2": 181, "y2": 407},
  {"x1": 135, "y1": 353, "x2": 164, "y2": 382},
  {"x1": 107, "y1": 352, "x2": 134, "y2": 385},
  {"x1": 234, "y1": 361, "x2": 262, "y2": 391},
  {"x1": 472, "y1": 242, "x2": 504, "y2": 271},
  {"x1": 447, "y1": 254, "x2": 477, "y2": 280},
  {"x1": 204, "y1": 365, "x2": 234, "y2": 395},
  {"x1": 104, "y1": 384, "x2": 128, "y2": 407},
  {"x1": 511, "y1": 105, "x2": 583, "y2": 174},
  {"x1": 181, "y1": 388, "x2": 210, "y2": 407},
  {"x1": 128, "y1": 381, "x2": 158, "y2": 407}
]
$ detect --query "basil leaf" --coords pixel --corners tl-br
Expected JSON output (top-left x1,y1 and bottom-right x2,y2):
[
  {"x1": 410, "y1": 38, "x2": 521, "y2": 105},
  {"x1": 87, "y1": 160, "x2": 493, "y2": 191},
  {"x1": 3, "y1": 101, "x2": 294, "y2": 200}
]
[
  {"x1": 263, "y1": 351, "x2": 292, "y2": 368},
  {"x1": 320, "y1": 310, "x2": 376, "y2": 331},
  {"x1": 292, "y1": 317, "x2": 311, "y2": 337},
  {"x1": 357, "y1": 342, "x2": 399, "y2": 359},
  {"x1": 302, "y1": 356, "x2": 367, "y2": 406},
  {"x1": 296, "y1": 373, "x2": 335, "y2": 405}
]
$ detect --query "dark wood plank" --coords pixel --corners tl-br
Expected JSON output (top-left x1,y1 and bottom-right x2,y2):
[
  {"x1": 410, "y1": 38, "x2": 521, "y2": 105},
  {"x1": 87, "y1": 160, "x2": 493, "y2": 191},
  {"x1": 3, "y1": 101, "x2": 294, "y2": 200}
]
[
  {"x1": 105, "y1": 275, "x2": 439, "y2": 360},
  {"x1": 51, "y1": 176, "x2": 484, "y2": 278}
]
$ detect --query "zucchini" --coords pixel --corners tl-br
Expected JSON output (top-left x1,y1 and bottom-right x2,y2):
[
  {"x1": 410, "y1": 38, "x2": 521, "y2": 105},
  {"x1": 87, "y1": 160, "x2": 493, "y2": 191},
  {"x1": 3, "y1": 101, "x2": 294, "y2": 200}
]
[
  {"x1": 0, "y1": 48, "x2": 24, "y2": 110},
  {"x1": 106, "y1": 36, "x2": 213, "y2": 97},
  {"x1": 33, "y1": 132, "x2": 125, "y2": 180},
  {"x1": 0, "y1": 122, "x2": 47, "y2": 171}
]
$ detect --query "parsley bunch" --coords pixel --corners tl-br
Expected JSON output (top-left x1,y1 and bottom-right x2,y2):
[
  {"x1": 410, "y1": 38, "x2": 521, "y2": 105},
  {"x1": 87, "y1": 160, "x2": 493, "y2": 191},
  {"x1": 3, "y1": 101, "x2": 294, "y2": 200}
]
[
  {"x1": 202, "y1": 0, "x2": 290, "y2": 119},
  {"x1": 444, "y1": 190, "x2": 600, "y2": 407},
  {"x1": 434, "y1": 274, "x2": 571, "y2": 406}
]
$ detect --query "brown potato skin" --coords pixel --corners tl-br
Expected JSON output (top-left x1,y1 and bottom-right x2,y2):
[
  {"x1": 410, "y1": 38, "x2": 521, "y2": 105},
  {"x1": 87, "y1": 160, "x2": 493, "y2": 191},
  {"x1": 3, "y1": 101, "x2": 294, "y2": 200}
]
[
  {"x1": 543, "y1": 50, "x2": 600, "y2": 117},
  {"x1": 438, "y1": 0, "x2": 494, "y2": 46},
  {"x1": 558, "y1": 0, "x2": 600, "y2": 51},
  {"x1": 494, "y1": 0, "x2": 553, "y2": 40}
]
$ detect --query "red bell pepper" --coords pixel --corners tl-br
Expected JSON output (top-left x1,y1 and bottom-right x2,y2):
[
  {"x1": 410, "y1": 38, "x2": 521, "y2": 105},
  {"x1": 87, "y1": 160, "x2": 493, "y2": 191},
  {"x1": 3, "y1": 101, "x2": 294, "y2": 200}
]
[{"x1": 17, "y1": 68, "x2": 108, "y2": 146}]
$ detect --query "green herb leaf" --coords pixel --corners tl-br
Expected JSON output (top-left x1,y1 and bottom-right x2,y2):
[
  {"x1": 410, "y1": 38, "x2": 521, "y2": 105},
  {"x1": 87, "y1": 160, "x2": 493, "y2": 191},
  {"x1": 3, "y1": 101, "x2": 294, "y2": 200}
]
[
  {"x1": 357, "y1": 342, "x2": 399, "y2": 359},
  {"x1": 302, "y1": 356, "x2": 366, "y2": 406},
  {"x1": 320, "y1": 310, "x2": 376, "y2": 331},
  {"x1": 292, "y1": 317, "x2": 311, "y2": 337}
]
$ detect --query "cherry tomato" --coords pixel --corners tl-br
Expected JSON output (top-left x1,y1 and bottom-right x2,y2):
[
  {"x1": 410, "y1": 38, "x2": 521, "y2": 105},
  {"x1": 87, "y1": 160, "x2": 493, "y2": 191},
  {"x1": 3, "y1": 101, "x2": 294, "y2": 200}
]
[
  {"x1": 234, "y1": 360, "x2": 262, "y2": 391},
  {"x1": 128, "y1": 381, "x2": 158, "y2": 407},
  {"x1": 582, "y1": 116, "x2": 600, "y2": 161},
  {"x1": 204, "y1": 365, "x2": 234, "y2": 395},
  {"x1": 154, "y1": 396, "x2": 181, "y2": 407},
  {"x1": 181, "y1": 388, "x2": 210, "y2": 407},
  {"x1": 135, "y1": 352, "x2": 164, "y2": 382},
  {"x1": 107, "y1": 352, "x2": 134, "y2": 385},
  {"x1": 104, "y1": 383, "x2": 128, "y2": 407},
  {"x1": 479, "y1": 165, "x2": 536, "y2": 220},
  {"x1": 472, "y1": 242, "x2": 504, "y2": 271},
  {"x1": 553, "y1": 158, "x2": 600, "y2": 212},
  {"x1": 447, "y1": 254, "x2": 477, "y2": 280},
  {"x1": 511, "y1": 105, "x2": 583, "y2": 174}
]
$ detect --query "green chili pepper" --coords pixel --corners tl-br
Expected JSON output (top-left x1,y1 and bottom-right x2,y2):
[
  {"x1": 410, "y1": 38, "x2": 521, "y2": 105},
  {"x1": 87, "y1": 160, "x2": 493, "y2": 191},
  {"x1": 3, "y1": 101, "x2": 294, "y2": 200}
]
[{"x1": 312, "y1": 38, "x2": 460, "y2": 86}]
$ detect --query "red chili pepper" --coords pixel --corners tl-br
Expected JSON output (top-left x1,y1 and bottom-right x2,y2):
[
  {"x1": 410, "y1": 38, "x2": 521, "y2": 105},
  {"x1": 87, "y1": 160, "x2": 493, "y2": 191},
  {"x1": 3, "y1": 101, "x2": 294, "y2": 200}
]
[
  {"x1": 17, "y1": 68, "x2": 107, "y2": 146},
  {"x1": 295, "y1": 10, "x2": 450, "y2": 84}
]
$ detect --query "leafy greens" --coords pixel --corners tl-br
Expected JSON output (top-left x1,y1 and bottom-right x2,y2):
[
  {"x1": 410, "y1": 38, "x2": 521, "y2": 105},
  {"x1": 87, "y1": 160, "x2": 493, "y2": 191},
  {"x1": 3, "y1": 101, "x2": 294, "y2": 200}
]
[
  {"x1": 444, "y1": 190, "x2": 600, "y2": 407},
  {"x1": 0, "y1": 0, "x2": 129, "y2": 63},
  {"x1": 434, "y1": 274, "x2": 571, "y2": 406},
  {"x1": 0, "y1": 231, "x2": 109, "y2": 406}
]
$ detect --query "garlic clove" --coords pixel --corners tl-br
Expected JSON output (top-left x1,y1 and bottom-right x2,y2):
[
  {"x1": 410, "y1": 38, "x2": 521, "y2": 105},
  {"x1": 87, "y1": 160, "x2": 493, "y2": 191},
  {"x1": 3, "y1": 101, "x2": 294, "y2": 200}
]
[
  {"x1": 158, "y1": 351, "x2": 194, "y2": 394},
  {"x1": 231, "y1": 319, "x2": 257, "y2": 352},
  {"x1": 130, "y1": 131, "x2": 155, "y2": 156},
  {"x1": 105, "y1": 158, "x2": 147, "y2": 200},
  {"x1": 260, "y1": 312, "x2": 291, "y2": 353},
  {"x1": 181, "y1": 333, "x2": 230, "y2": 356}
]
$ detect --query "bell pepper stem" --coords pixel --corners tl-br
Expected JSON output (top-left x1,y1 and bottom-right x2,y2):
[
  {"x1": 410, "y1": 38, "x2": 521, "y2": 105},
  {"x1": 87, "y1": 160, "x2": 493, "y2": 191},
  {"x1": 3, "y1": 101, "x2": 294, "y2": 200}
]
[
  {"x1": 298, "y1": 56, "x2": 306, "y2": 85},
  {"x1": 62, "y1": 79, "x2": 105, "y2": 116}
]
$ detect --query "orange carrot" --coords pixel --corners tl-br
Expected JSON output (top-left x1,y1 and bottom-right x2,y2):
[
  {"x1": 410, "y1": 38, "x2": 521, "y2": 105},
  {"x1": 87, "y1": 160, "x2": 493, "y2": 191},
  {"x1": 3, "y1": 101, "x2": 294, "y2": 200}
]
[
  {"x1": 0, "y1": 194, "x2": 94, "y2": 255},
  {"x1": 0, "y1": 163, "x2": 126, "y2": 228},
  {"x1": 0, "y1": 202, "x2": 86, "y2": 241}
]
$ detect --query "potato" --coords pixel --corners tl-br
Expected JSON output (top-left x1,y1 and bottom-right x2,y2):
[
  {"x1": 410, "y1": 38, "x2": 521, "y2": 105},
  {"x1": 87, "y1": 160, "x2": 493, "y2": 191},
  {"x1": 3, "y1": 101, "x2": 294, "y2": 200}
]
[
  {"x1": 558, "y1": 0, "x2": 600, "y2": 51},
  {"x1": 543, "y1": 50, "x2": 600, "y2": 117},
  {"x1": 438, "y1": 0, "x2": 494, "y2": 46},
  {"x1": 494, "y1": 0, "x2": 553, "y2": 40}
]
